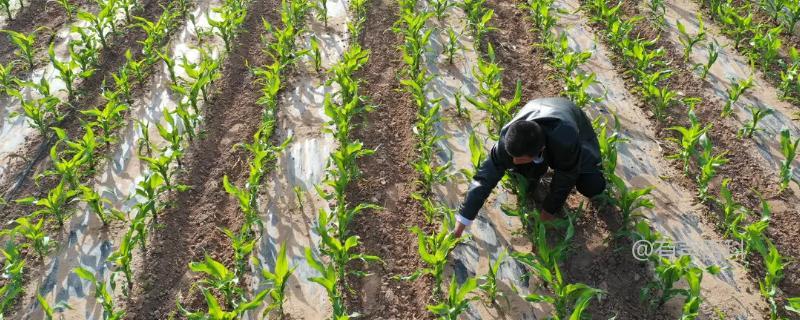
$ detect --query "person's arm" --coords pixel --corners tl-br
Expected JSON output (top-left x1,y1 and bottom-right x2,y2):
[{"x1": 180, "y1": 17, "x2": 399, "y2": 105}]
[
  {"x1": 542, "y1": 126, "x2": 581, "y2": 215},
  {"x1": 453, "y1": 144, "x2": 508, "y2": 237}
]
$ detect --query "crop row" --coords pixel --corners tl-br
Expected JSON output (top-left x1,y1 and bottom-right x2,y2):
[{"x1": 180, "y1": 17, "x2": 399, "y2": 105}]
[
  {"x1": 0, "y1": 0, "x2": 194, "y2": 317},
  {"x1": 302, "y1": 0, "x2": 384, "y2": 319},
  {"x1": 695, "y1": 0, "x2": 800, "y2": 107},
  {"x1": 587, "y1": 0, "x2": 800, "y2": 318}
]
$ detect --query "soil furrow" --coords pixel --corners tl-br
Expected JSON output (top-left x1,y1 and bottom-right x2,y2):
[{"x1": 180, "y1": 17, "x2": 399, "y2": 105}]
[
  {"x1": 342, "y1": 0, "x2": 434, "y2": 318},
  {"x1": 125, "y1": 0, "x2": 281, "y2": 318}
]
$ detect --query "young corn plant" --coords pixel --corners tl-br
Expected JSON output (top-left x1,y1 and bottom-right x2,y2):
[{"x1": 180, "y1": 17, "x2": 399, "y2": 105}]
[
  {"x1": 73, "y1": 267, "x2": 125, "y2": 320},
  {"x1": 696, "y1": 136, "x2": 728, "y2": 202},
  {"x1": 478, "y1": 250, "x2": 507, "y2": 305},
  {"x1": 81, "y1": 97, "x2": 128, "y2": 147},
  {"x1": 12, "y1": 216, "x2": 53, "y2": 259},
  {"x1": 69, "y1": 33, "x2": 100, "y2": 75},
  {"x1": 77, "y1": 7, "x2": 114, "y2": 50},
  {"x1": 427, "y1": 277, "x2": 480, "y2": 320},
  {"x1": 667, "y1": 111, "x2": 711, "y2": 174},
  {"x1": 608, "y1": 174, "x2": 654, "y2": 234},
  {"x1": 2, "y1": 30, "x2": 36, "y2": 70},
  {"x1": 698, "y1": 40, "x2": 719, "y2": 80},
  {"x1": 648, "y1": 0, "x2": 666, "y2": 26},
  {"x1": 676, "y1": 14, "x2": 706, "y2": 62},
  {"x1": 260, "y1": 242, "x2": 295, "y2": 317},
  {"x1": 189, "y1": 254, "x2": 243, "y2": 307},
  {"x1": 310, "y1": 36, "x2": 322, "y2": 73},
  {"x1": 107, "y1": 229, "x2": 135, "y2": 294},
  {"x1": 564, "y1": 71, "x2": 600, "y2": 109},
  {"x1": 460, "y1": 0, "x2": 494, "y2": 49},
  {"x1": 223, "y1": 228, "x2": 256, "y2": 279},
  {"x1": 722, "y1": 75, "x2": 754, "y2": 117},
  {"x1": 400, "y1": 226, "x2": 461, "y2": 295},
  {"x1": 782, "y1": 1, "x2": 800, "y2": 34},
  {"x1": 178, "y1": 287, "x2": 268, "y2": 319},
  {"x1": 749, "y1": 26, "x2": 782, "y2": 72},
  {"x1": 210, "y1": 0, "x2": 248, "y2": 53},
  {"x1": 0, "y1": 61, "x2": 16, "y2": 93},
  {"x1": 719, "y1": 178, "x2": 746, "y2": 238},
  {"x1": 57, "y1": 0, "x2": 76, "y2": 20},
  {"x1": 0, "y1": 240, "x2": 25, "y2": 314},
  {"x1": 466, "y1": 45, "x2": 522, "y2": 140},
  {"x1": 80, "y1": 185, "x2": 124, "y2": 225},
  {"x1": 37, "y1": 293, "x2": 71, "y2": 320},
  {"x1": 315, "y1": 0, "x2": 328, "y2": 26},
  {"x1": 9, "y1": 91, "x2": 61, "y2": 138},
  {"x1": 0, "y1": 0, "x2": 12, "y2": 20},
  {"x1": 443, "y1": 27, "x2": 460, "y2": 65},
  {"x1": 779, "y1": 129, "x2": 799, "y2": 192},
  {"x1": 643, "y1": 254, "x2": 703, "y2": 309},
  {"x1": 347, "y1": 0, "x2": 368, "y2": 41},
  {"x1": 50, "y1": 43, "x2": 92, "y2": 103},
  {"x1": 305, "y1": 249, "x2": 352, "y2": 319},
  {"x1": 738, "y1": 104, "x2": 774, "y2": 139},
  {"x1": 760, "y1": 242, "x2": 788, "y2": 320},
  {"x1": 16, "y1": 179, "x2": 79, "y2": 226}
]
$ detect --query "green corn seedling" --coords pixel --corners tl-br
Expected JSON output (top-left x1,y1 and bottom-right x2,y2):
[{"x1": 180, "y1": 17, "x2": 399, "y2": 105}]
[
  {"x1": 135, "y1": 119, "x2": 153, "y2": 156},
  {"x1": 12, "y1": 216, "x2": 53, "y2": 258},
  {"x1": 16, "y1": 179, "x2": 79, "y2": 226},
  {"x1": 77, "y1": 9, "x2": 112, "y2": 50},
  {"x1": 37, "y1": 293, "x2": 71, "y2": 320},
  {"x1": 749, "y1": 26, "x2": 782, "y2": 71},
  {"x1": 760, "y1": 0, "x2": 786, "y2": 21},
  {"x1": 0, "y1": 241, "x2": 25, "y2": 314},
  {"x1": 310, "y1": 36, "x2": 322, "y2": 72},
  {"x1": 0, "y1": 61, "x2": 15, "y2": 93},
  {"x1": 735, "y1": 197, "x2": 771, "y2": 258},
  {"x1": 140, "y1": 152, "x2": 182, "y2": 193},
  {"x1": 314, "y1": 208, "x2": 381, "y2": 284},
  {"x1": 782, "y1": 1, "x2": 800, "y2": 34},
  {"x1": 718, "y1": 178, "x2": 746, "y2": 238},
  {"x1": 443, "y1": 27, "x2": 460, "y2": 65},
  {"x1": 9, "y1": 91, "x2": 61, "y2": 138},
  {"x1": 316, "y1": 0, "x2": 328, "y2": 26},
  {"x1": 643, "y1": 254, "x2": 700, "y2": 308},
  {"x1": 523, "y1": 0, "x2": 557, "y2": 34},
  {"x1": 189, "y1": 254, "x2": 243, "y2": 307},
  {"x1": 738, "y1": 105, "x2": 774, "y2": 139},
  {"x1": 2, "y1": 30, "x2": 36, "y2": 70},
  {"x1": 609, "y1": 174, "x2": 654, "y2": 233},
  {"x1": 80, "y1": 185, "x2": 124, "y2": 225},
  {"x1": 431, "y1": 0, "x2": 450, "y2": 21},
  {"x1": 696, "y1": 135, "x2": 728, "y2": 201},
  {"x1": 134, "y1": 172, "x2": 166, "y2": 222},
  {"x1": 178, "y1": 287, "x2": 268, "y2": 319},
  {"x1": 261, "y1": 242, "x2": 295, "y2": 317},
  {"x1": 69, "y1": 37, "x2": 99, "y2": 76},
  {"x1": 667, "y1": 112, "x2": 711, "y2": 174},
  {"x1": 107, "y1": 229, "x2": 135, "y2": 293},
  {"x1": 466, "y1": 45, "x2": 522, "y2": 139},
  {"x1": 123, "y1": 50, "x2": 147, "y2": 85},
  {"x1": 0, "y1": 0, "x2": 11, "y2": 20},
  {"x1": 593, "y1": 115, "x2": 626, "y2": 177},
  {"x1": 348, "y1": 0, "x2": 368, "y2": 40},
  {"x1": 223, "y1": 228, "x2": 256, "y2": 278},
  {"x1": 478, "y1": 249, "x2": 506, "y2": 305},
  {"x1": 40, "y1": 141, "x2": 88, "y2": 188},
  {"x1": 209, "y1": 0, "x2": 248, "y2": 53},
  {"x1": 643, "y1": 83, "x2": 679, "y2": 122},
  {"x1": 427, "y1": 277, "x2": 479, "y2": 319},
  {"x1": 401, "y1": 226, "x2": 461, "y2": 295},
  {"x1": 779, "y1": 129, "x2": 799, "y2": 191},
  {"x1": 394, "y1": 11, "x2": 434, "y2": 77},
  {"x1": 621, "y1": 37, "x2": 664, "y2": 73},
  {"x1": 648, "y1": 0, "x2": 666, "y2": 26},
  {"x1": 73, "y1": 267, "x2": 125, "y2": 320},
  {"x1": 699, "y1": 40, "x2": 719, "y2": 80},
  {"x1": 57, "y1": 0, "x2": 76, "y2": 20},
  {"x1": 81, "y1": 98, "x2": 128, "y2": 147},
  {"x1": 156, "y1": 49, "x2": 179, "y2": 85},
  {"x1": 787, "y1": 297, "x2": 800, "y2": 315},
  {"x1": 565, "y1": 71, "x2": 599, "y2": 109},
  {"x1": 722, "y1": 75, "x2": 754, "y2": 117},
  {"x1": 50, "y1": 43, "x2": 91, "y2": 102},
  {"x1": 677, "y1": 14, "x2": 706, "y2": 62},
  {"x1": 759, "y1": 242, "x2": 787, "y2": 320},
  {"x1": 305, "y1": 249, "x2": 352, "y2": 319},
  {"x1": 112, "y1": 68, "x2": 132, "y2": 103},
  {"x1": 460, "y1": 0, "x2": 494, "y2": 49}
]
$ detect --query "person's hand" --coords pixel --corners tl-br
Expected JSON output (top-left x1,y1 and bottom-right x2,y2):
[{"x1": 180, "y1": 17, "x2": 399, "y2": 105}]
[{"x1": 451, "y1": 221, "x2": 466, "y2": 238}]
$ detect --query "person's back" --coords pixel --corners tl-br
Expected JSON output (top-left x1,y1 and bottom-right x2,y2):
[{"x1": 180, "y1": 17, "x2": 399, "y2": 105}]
[{"x1": 452, "y1": 97, "x2": 605, "y2": 237}]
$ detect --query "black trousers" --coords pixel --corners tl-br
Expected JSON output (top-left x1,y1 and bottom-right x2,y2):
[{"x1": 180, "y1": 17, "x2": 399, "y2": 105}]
[{"x1": 516, "y1": 161, "x2": 606, "y2": 200}]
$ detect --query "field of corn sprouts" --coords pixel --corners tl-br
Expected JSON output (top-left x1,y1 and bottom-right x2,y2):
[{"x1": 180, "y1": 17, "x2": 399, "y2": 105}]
[{"x1": 1, "y1": 0, "x2": 800, "y2": 319}]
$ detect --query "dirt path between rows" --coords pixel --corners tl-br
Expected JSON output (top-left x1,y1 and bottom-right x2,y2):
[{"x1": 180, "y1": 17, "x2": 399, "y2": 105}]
[
  {"x1": 342, "y1": 0, "x2": 435, "y2": 318},
  {"x1": 123, "y1": 0, "x2": 281, "y2": 318}
]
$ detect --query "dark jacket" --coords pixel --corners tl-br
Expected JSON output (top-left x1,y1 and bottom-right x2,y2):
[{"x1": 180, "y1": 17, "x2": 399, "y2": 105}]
[{"x1": 458, "y1": 97, "x2": 601, "y2": 221}]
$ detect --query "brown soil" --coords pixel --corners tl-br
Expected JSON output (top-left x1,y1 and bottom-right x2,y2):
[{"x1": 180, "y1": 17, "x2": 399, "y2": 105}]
[
  {"x1": 0, "y1": 0, "x2": 95, "y2": 84},
  {"x1": 612, "y1": 1, "x2": 800, "y2": 317},
  {"x1": 342, "y1": 0, "x2": 436, "y2": 318},
  {"x1": 123, "y1": 0, "x2": 282, "y2": 318}
]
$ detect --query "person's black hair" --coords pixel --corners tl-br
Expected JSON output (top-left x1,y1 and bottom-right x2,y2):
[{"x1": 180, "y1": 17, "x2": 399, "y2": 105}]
[{"x1": 503, "y1": 120, "x2": 545, "y2": 157}]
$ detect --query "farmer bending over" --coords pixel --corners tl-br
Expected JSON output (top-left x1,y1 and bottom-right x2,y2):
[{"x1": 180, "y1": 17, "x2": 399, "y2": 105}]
[{"x1": 452, "y1": 97, "x2": 606, "y2": 238}]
